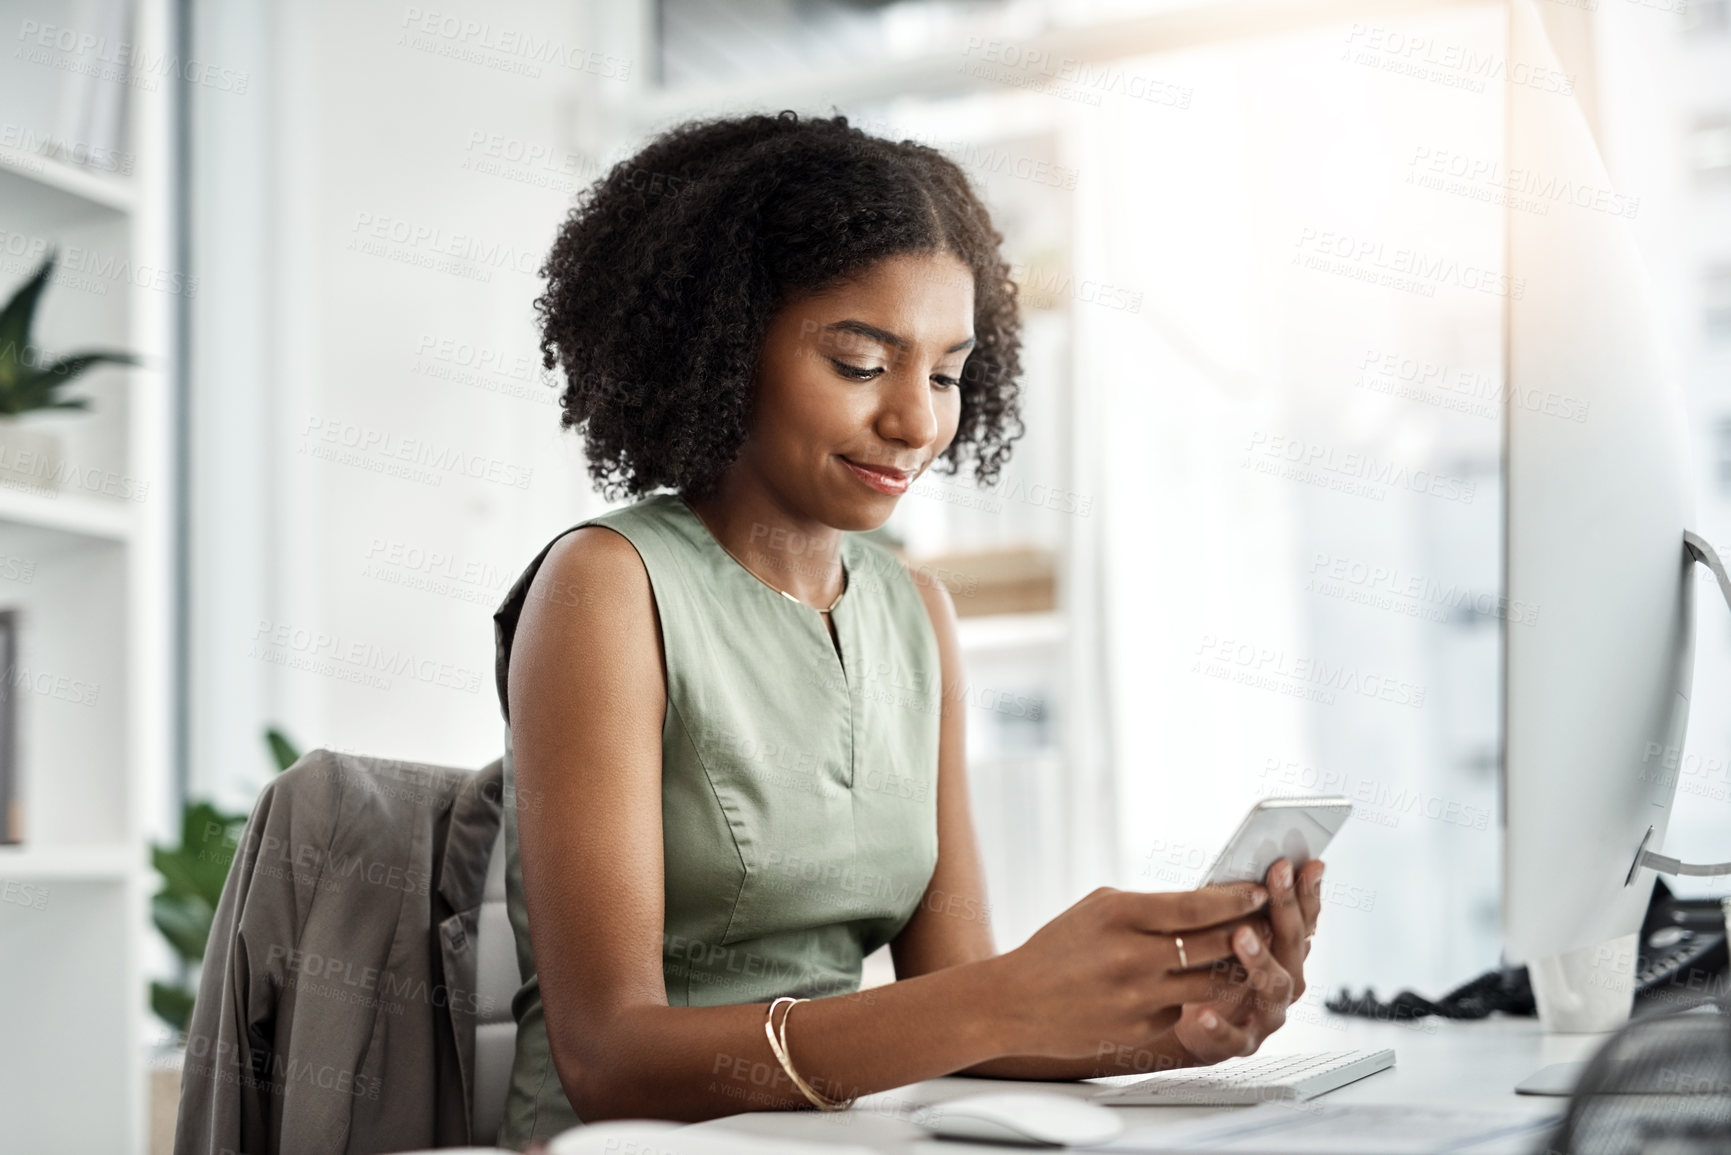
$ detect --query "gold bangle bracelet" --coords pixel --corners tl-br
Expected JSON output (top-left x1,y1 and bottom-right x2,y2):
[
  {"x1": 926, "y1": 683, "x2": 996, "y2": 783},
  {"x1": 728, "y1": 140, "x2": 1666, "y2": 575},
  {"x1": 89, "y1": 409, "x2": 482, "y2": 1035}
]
[
  {"x1": 763, "y1": 996, "x2": 855, "y2": 1111},
  {"x1": 764, "y1": 997, "x2": 831, "y2": 1109},
  {"x1": 780, "y1": 999, "x2": 856, "y2": 1111}
]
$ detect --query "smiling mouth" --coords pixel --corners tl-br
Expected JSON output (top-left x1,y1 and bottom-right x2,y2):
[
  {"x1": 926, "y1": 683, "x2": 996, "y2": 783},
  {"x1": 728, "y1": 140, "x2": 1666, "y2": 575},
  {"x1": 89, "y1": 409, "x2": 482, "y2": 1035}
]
[
  {"x1": 842, "y1": 457, "x2": 914, "y2": 480},
  {"x1": 839, "y1": 456, "x2": 917, "y2": 495}
]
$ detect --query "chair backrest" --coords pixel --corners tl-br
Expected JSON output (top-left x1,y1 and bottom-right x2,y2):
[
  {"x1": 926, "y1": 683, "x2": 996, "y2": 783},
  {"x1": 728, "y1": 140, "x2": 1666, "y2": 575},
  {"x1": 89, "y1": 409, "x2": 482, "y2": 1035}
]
[{"x1": 472, "y1": 822, "x2": 517, "y2": 1144}]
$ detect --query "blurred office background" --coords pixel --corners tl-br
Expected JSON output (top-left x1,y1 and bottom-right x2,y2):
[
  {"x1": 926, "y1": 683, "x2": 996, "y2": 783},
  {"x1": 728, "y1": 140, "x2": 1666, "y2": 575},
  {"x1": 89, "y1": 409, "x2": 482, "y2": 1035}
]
[{"x1": 2, "y1": 0, "x2": 1730, "y2": 1150}]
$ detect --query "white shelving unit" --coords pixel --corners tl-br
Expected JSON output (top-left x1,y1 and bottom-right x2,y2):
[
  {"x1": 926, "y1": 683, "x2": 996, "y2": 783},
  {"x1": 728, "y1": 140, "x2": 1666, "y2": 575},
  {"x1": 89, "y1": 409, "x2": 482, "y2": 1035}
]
[
  {"x1": 0, "y1": 1, "x2": 176, "y2": 1152},
  {"x1": 0, "y1": 485, "x2": 137, "y2": 542},
  {"x1": 0, "y1": 142, "x2": 138, "y2": 221}
]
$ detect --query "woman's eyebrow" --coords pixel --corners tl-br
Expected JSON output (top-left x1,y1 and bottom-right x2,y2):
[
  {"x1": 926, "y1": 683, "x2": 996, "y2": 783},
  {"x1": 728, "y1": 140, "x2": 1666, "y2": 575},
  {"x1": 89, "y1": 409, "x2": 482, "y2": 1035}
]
[{"x1": 825, "y1": 319, "x2": 976, "y2": 355}]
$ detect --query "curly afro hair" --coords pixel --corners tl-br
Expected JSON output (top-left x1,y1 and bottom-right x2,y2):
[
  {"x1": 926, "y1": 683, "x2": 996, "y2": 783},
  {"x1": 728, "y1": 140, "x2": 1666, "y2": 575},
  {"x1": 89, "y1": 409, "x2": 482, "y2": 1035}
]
[{"x1": 534, "y1": 110, "x2": 1025, "y2": 501}]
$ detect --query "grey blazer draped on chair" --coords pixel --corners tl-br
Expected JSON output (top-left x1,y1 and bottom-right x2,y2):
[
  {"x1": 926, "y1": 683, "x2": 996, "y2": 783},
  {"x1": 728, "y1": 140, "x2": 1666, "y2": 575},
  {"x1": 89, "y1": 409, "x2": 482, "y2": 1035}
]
[{"x1": 173, "y1": 747, "x2": 504, "y2": 1155}]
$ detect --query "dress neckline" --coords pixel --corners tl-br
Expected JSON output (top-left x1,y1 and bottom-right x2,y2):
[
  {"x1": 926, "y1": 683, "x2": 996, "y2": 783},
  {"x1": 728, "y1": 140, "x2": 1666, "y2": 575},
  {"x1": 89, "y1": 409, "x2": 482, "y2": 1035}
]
[{"x1": 671, "y1": 494, "x2": 851, "y2": 615}]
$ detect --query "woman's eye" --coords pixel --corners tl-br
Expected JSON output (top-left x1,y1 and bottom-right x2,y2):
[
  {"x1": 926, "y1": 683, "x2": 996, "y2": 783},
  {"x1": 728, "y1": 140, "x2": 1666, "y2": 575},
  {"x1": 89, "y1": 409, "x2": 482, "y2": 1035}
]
[
  {"x1": 829, "y1": 359, "x2": 882, "y2": 380},
  {"x1": 931, "y1": 375, "x2": 960, "y2": 390}
]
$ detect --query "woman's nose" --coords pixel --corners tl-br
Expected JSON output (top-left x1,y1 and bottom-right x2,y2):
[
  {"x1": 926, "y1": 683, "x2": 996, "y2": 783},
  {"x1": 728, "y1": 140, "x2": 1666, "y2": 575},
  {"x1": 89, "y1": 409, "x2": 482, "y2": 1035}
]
[{"x1": 876, "y1": 369, "x2": 940, "y2": 449}]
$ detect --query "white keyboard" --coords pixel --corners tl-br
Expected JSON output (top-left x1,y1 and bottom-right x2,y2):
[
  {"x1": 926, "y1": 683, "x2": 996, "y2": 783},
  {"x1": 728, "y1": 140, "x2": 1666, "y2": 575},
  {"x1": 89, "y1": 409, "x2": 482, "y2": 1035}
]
[{"x1": 1092, "y1": 1048, "x2": 1396, "y2": 1106}]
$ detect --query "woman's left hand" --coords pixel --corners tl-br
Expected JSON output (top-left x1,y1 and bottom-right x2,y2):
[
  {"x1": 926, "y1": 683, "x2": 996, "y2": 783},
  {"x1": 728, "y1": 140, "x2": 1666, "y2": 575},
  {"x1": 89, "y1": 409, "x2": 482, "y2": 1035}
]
[{"x1": 1171, "y1": 857, "x2": 1324, "y2": 1063}]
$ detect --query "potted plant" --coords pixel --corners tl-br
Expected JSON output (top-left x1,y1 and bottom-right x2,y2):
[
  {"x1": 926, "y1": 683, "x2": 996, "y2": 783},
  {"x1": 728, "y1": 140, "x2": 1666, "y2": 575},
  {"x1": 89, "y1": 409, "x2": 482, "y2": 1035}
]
[{"x1": 0, "y1": 249, "x2": 138, "y2": 492}]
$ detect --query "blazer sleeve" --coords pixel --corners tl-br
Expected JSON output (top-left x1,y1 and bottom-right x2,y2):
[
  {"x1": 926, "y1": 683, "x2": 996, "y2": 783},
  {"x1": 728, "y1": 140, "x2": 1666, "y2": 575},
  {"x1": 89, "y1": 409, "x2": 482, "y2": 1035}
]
[{"x1": 173, "y1": 767, "x2": 331, "y2": 1155}]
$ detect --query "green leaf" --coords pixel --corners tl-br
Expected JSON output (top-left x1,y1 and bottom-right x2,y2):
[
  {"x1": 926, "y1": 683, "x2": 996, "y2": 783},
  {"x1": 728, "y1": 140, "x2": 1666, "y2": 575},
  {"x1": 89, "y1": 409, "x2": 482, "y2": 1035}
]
[
  {"x1": 181, "y1": 797, "x2": 249, "y2": 846},
  {"x1": 4, "y1": 354, "x2": 134, "y2": 412},
  {"x1": 36, "y1": 351, "x2": 139, "y2": 378},
  {"x1": 184, "y1": 802, "x2": 247, "y2": 905},
  {"x1": 152, "y1": 890, "x2": 214, "y2": 962},
  {"x1": 0, "y1": 251, "x2": 57, "y2": 370},
  {"x1": 265, "y1": 727, "x2": 301, "y2": 773},
  {"x1": 0, "y1": 371, "x2": 91, "y2": 413},
  {"x1": 151, "y1": 980, "x2": 196, "y2": 1036},
  {"x1": 0, "y1": 251, "x2": 140, "y2": 416},
  {"x1": 151, "y1": 844, "x2": 199, "y2": 899},
  {"x1": 150, "y1": 799, "x2": 246, "y2": 910}
]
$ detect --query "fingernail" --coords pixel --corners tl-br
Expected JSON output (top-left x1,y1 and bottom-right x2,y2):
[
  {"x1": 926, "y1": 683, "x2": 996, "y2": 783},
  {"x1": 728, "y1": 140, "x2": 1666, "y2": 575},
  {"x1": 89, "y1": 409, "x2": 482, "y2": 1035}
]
[
  {"x1": 1239, "y1": 928, "x2": 1261, "y2": 956},
  {"x1": 1200, "y1": 1010, "x2": 1219, "y2": 1030},
  {"x1": 1249, "y1": 886, "x2": 1268, "y2": 907},
  {"x1": 1273, "y1": 860, "x2": 1293, "y2": 889}
]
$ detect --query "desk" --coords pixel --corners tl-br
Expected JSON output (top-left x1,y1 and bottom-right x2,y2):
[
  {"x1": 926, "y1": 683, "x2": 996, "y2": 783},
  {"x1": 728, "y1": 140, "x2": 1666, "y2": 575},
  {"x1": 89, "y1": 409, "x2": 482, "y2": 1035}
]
[{"x1": 688, "y1": 1014, "x2": 1606, "y2": 1151}]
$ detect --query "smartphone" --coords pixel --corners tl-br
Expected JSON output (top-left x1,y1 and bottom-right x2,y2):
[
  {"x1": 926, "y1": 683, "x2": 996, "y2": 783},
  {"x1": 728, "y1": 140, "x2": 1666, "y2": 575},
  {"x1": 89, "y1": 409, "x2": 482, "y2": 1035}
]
[{"x1": 1200, "y1": 796, "x2": 1353, "y2": 887}]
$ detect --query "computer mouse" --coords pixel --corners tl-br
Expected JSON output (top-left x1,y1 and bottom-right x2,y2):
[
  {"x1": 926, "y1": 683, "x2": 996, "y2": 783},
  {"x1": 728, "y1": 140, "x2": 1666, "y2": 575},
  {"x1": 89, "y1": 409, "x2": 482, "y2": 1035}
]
[{"x1": 915, "y1": 1091, "x2": 1125, "y2": 1147}]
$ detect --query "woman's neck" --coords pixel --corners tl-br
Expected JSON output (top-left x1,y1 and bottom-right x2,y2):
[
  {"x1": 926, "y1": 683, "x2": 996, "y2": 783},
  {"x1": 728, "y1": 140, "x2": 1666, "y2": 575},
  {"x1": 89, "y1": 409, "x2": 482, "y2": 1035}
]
[{"x1": 683, "y1": 479, "x2": 847, "y2": 609}]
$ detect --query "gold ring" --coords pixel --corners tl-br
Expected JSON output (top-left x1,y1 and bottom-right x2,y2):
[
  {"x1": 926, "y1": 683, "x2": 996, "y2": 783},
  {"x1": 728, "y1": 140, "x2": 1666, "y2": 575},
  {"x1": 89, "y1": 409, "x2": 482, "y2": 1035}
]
[{"x1": 1175, "y1": 935, "x2": 1189, "y2": 969}]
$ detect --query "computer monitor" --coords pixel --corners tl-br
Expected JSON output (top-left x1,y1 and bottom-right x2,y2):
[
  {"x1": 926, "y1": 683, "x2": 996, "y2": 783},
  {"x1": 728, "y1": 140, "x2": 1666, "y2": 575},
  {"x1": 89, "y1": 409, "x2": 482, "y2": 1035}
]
[{"x1": 1501, "y1": 0, "x2": 1699, "y2": 1032}]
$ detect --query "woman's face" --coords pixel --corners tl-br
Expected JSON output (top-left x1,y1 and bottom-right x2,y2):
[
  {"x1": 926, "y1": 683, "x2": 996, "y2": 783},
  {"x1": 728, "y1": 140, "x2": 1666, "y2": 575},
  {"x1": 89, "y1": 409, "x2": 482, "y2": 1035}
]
[{"x1": 738, "y1": 249, "x2": 975, "y2": 532}]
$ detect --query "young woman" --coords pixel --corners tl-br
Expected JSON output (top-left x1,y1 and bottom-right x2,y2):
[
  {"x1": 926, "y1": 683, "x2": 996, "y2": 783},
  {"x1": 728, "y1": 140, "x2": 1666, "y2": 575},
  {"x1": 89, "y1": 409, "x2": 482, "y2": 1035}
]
[{"x1": 492, "y1": 111, "x2": 1326, "y2": 1150}]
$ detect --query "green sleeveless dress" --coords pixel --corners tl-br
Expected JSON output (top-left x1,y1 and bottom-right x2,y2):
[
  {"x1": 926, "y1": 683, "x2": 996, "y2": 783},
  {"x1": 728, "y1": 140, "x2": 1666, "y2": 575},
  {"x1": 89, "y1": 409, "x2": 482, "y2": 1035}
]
[{"x1": 490, "y1": 494, "x2": 942, "y2": 1148}]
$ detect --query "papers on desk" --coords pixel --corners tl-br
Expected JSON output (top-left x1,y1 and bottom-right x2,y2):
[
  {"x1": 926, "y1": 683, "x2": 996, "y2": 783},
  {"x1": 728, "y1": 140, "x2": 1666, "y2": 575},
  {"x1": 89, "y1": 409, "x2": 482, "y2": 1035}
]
[{"x1": 1100, "y1": 1103, "x2": 1563, "y2": 1154}]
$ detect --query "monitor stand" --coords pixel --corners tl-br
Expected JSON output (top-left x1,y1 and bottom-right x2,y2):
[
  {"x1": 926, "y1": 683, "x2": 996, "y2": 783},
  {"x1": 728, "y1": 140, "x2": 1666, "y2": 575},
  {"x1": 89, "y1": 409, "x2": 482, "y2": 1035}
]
[
  {"x1": 1518, "y1": 531, "x2": 1731, "y2": 1086},
  {"x1": 1627, "y1": 532, "x2": 1731, "y2": 885},
  {"x1": 1526, "y1": 933, "x2": 1639, "y2": 1034}
]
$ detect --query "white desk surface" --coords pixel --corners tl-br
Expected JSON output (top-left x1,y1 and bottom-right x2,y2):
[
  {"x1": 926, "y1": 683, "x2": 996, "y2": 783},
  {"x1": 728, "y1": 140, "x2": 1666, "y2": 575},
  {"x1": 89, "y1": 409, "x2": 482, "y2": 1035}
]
[{"x1": 689, "y1": 1013, "x2": 1605, "y2": 1152}]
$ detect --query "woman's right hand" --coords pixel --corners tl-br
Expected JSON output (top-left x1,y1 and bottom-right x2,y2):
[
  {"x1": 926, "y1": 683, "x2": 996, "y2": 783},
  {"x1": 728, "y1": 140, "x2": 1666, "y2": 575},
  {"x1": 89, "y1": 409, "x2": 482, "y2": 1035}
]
[{"x1": 989, "y1": 883, "x2": 1271, "y2": 1061}]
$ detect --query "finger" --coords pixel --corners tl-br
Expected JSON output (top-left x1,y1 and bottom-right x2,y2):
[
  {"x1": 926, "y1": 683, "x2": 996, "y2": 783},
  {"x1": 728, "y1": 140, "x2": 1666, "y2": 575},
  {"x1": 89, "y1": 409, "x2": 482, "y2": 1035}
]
[
  {"x1": 1160, "y1": 924, "x2": 1248, "y2": 974},
  {"x1": 1161, "y1": 968, "x2": 1256, "y2": 1008},
  {"x1": 1213, "y1": 923, "x2": 1277, "y2": 965},
  {"x1": 1196, "y1": 985, "x2": 1257, "y2": 1029},
  {"x1": 1190, "y1": 960, "x2": 1259, "y2": 1027},
  {"x1": 1231, "y1": 923, "x2": 1295, "y2": 1021},
  {"x1": 1296, "y1": 860, "x2": 1325, "y2": 935},
  {"x1": 1121, "y1": 883, "x2": 1269, "y2": 934},
  {"x1": 1144, "y1": 1005, "x2": 1184, "y2": 1037},
  {"x1": 1264, "y1": 859, "x2": 1305, "y2": 977},
  {"x1": 1188, "y1": 1004, "x2": 1257, "y2": 1060},
  {"x1": 1208, "y1": 958, "x2": 1250, "y2": 991}
]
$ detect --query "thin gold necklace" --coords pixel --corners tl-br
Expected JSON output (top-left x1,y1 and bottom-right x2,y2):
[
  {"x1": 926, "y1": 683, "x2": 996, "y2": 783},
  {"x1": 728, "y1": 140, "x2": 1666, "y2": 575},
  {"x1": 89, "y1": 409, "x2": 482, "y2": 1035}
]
[{"x1": 682, "y1": 498, "x2": 847, "y2": 614}]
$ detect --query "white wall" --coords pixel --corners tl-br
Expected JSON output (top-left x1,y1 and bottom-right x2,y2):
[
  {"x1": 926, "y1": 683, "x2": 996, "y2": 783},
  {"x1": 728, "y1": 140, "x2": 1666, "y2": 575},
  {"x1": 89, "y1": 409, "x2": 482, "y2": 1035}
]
[{"x1": 188, "y1": 0, "x2": 615, "y2": 807}]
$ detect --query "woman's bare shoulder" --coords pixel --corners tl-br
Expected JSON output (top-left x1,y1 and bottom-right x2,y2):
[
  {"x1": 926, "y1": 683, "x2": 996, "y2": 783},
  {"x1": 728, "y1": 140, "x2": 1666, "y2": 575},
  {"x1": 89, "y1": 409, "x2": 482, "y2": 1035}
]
[
  {"x1": 510, "y1": 525, "x2": 663, "y2": 719},
  {"x1": 527, "y1": 524, "x2": 653, "y2": 610}
]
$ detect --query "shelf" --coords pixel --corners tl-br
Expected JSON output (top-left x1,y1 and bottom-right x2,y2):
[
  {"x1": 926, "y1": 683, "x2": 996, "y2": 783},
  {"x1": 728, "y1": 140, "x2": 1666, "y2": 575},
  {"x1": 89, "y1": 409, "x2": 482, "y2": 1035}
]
[
  {"x1": 0, "y1": 485, "x2": 136, "y2": 546},
  {"x1": 956, "y1": 611, "x2": 1067, "y2": 653},
  {"x1": 2, "y1": 7, "x2": 169, "y2": 1152},
  {"x1": 0, "y1": 844, "x2": 143, "y2": 882},
  {"x1": 622, "y1": 0, "x2": 1494, "y2": 132},
  {"x1": 0, "y1": 143, "x2": 134, "y2": 232}
]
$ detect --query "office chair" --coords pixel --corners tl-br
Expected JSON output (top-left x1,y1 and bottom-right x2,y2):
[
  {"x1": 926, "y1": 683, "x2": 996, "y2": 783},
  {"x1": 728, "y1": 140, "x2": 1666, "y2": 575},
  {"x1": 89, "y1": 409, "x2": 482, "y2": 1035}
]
[
  {"x1": 1545, "y1": 994, "x2": 1731, "y2": 1154},
  {"x1": 473, "y1": 821, "x2": 518, "y2": 1144}
]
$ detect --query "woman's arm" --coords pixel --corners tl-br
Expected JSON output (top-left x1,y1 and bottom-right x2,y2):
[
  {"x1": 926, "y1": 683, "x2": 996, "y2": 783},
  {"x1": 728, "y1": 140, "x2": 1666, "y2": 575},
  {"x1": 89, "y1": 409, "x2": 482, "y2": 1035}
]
[
  {"x1": 890, "y1": 566, "x2": 1163, "y2": 1079},
  {"x1": 891, "y1": 566, "x2": 1320, "y2": 1079},
  {"x1": 885, "y1": 567, "x2": 995, "y2": 977},
  {"x1": 508, "y1": 528, "x2": 1269, "y2": 1122}
]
